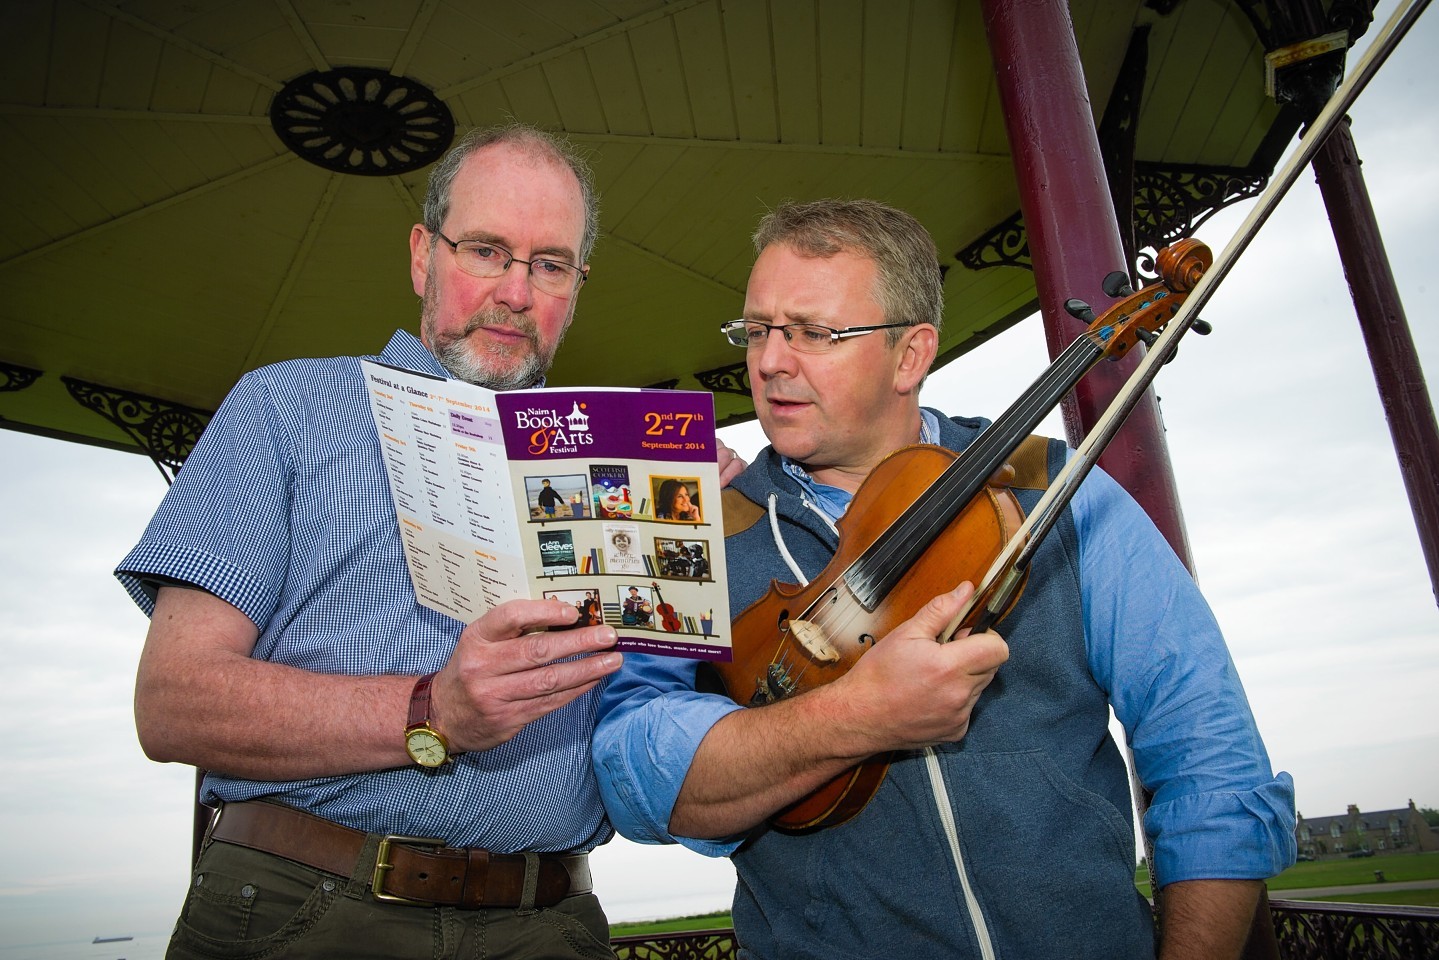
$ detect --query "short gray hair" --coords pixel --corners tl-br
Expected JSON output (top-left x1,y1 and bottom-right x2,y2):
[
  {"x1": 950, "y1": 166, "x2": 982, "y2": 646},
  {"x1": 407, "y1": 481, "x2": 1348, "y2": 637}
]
[
  {"x1": 752, "y1": 199, "x2": 944, "y2": 341},
  {"x1": 422, "y1": 122, "x2": 600, "y2": 263}
]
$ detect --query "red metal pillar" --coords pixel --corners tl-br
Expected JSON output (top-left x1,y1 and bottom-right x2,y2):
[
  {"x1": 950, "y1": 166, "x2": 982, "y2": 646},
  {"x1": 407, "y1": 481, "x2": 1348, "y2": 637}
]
[
  {"x1": 979, "y1": 0, "x2": 1194, "y2": 569},
  {"x1": 979, "y1": 4, "x2": 1280, "y2": 957},
  {"x1": 1310, "y1": 119, "x2": 1439, "y2": 606}
]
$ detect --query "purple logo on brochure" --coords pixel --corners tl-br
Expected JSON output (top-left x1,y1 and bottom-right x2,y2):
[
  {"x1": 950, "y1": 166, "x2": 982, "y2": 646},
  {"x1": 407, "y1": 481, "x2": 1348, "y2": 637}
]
[{"x1": 495, "y1": 390, "x2": 715, "y2": 462}]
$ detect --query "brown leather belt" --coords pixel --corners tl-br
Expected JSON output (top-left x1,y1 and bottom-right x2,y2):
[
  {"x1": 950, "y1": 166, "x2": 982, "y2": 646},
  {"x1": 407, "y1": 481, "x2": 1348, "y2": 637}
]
[{"x1": 208, "y1": 800, "x2": 591, "y2": 909}]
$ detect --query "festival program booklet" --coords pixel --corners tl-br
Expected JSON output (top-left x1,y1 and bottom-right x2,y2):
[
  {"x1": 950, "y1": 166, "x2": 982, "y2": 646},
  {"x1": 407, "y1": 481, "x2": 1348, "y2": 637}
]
[{"x1": 362, "y1": 360, "x2": 731, "y2": 661}]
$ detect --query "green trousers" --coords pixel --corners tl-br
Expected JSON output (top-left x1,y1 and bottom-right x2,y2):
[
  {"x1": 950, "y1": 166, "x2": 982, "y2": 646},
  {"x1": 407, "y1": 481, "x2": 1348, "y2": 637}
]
[{"x1": 165, "y1": 839, "x2": 617, "y2": 959}]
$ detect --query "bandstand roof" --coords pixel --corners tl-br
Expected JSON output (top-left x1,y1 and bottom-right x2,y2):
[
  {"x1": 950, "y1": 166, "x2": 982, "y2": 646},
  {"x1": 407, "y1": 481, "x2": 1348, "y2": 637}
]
[{"x1": 0, "y1": 0, "x2": 1342, "y2": 468}]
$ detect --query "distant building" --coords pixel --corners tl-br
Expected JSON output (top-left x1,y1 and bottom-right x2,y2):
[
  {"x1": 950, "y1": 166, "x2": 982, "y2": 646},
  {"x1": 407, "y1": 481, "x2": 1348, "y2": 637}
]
[{"x1": 1296, "y1": 799, "x2": 1439, "y2": 859}]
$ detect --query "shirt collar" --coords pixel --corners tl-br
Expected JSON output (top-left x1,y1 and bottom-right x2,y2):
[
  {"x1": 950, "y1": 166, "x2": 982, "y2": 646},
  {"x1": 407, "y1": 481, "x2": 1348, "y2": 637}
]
[{"x1": 780, "y1": 409, "x2": 941, "y2": 522}]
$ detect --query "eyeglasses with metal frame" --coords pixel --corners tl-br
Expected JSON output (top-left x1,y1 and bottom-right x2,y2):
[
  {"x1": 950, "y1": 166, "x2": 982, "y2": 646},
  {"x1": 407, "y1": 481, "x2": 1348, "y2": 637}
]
[
  {"x1": 432, "y1": 230, "x2": 586, "y2": 295},
  {"x1": 719, "y1": 319, "x2": 913, "y2": 354}
]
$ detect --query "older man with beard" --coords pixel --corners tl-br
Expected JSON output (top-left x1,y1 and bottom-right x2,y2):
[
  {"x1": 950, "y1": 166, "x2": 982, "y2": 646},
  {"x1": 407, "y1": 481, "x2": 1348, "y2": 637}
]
[{"x1": 116, "y1": 123, "x2": 740, "y2": 960}]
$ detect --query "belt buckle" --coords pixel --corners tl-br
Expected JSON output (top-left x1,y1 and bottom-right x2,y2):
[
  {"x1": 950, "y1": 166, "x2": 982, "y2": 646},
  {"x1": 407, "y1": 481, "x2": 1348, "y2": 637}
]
[{"x1": 372, "y1": 834, "x2": 444, "y2": 905}]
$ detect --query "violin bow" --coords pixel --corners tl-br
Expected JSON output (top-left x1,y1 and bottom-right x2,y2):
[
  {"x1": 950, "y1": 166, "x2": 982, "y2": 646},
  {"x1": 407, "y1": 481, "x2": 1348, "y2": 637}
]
[{"x1": 945, "y1": 0, "x2": 1432, "y2": 640}]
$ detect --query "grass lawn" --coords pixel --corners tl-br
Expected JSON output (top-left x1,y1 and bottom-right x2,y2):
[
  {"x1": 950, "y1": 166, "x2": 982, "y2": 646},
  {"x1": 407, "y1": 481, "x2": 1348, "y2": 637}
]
[
  {"x1": 1135, "y1": 850, "x2": 1439, "y2": 905},
  {"x1": 611, "y1": 910, "x2": 733, "y2": 938}
]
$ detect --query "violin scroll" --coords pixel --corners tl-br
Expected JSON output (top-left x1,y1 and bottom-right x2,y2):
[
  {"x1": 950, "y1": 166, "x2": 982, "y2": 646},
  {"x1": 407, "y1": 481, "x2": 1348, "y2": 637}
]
[
  {"x1": 1155, "y1": 238, "x2": 1213, "y2": 291},
  {"x1": 1076, "y1": 238, "x2": 1213, "y2": 362}
]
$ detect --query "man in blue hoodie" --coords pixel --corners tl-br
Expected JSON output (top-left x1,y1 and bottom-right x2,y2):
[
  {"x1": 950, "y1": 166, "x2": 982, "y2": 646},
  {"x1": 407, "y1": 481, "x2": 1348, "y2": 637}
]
[{"x1": 593, "y1": 199, "x2": 1296, "y2": 960}]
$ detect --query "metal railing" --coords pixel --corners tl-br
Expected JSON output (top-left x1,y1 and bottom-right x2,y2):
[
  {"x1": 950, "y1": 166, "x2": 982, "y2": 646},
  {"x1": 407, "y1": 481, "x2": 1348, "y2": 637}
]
[
  {"x1": 611, "y1": 903, "x2": 1439, "y2": 959},
  {"x1": 1269, "y1": 900, "x2": 1439, "y2": 960},
  {"x1": 612, "y1": 928, "x2": 737, "y2": 960}
]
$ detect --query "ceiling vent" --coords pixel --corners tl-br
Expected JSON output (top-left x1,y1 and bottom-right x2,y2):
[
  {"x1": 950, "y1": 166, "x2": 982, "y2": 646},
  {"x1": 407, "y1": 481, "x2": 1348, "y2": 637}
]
[{"x1": 270, "y1": 67, "x2": 455, "y2": 176}]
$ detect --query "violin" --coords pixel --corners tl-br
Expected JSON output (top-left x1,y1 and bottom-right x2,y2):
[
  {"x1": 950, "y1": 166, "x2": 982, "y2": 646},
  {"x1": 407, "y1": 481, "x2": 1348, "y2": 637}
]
[
  {"x1": 652, "y1": 580, "x2": 682, "y2": 633},
  {"x1": 711, "y1": 239, "x2": 1213, "y2": 831}
]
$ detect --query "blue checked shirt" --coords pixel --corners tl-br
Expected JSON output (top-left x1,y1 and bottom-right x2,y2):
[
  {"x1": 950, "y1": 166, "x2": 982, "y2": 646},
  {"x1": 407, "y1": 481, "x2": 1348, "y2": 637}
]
[{"x1": 117, "y1": 330, "x2": 611, "y2": 853}]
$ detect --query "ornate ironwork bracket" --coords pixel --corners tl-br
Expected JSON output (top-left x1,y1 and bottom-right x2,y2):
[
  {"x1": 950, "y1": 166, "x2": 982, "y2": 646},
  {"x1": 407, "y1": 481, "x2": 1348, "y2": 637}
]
[
  {"x1": 956, "y1": 210, "x2": 1030, "y2": 272},
  {"x1": 956, "y1": 3, "x2": 1303, "y2": 285},
  {"x1": 695, "y1": 362, "x2": 750, "y2": 399},
  {"x1": 954, "y1": 162, "x2": 1266, "y2": 282},
  {"x1": 1134, "y1": 163, "x2": 1269, "y2": 247},
  {"x1": 0, "y1": 361, "x2": 42, "y2": 393},
  {"x1": 63, "y1": 377, "x2": 212, "y2": 482}
]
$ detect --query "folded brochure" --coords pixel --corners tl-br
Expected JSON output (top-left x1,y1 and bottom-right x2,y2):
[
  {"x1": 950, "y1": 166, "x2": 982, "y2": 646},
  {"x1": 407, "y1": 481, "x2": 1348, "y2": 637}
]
[{"x1": 363, "y1": 360, "x2": 731, "y2": 661}]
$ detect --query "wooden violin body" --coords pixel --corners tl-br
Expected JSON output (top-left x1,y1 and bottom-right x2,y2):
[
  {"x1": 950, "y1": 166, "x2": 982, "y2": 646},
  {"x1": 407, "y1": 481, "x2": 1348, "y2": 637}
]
[{"x1": 712, "y1": 445, "x2": 1026, "y2": 830}]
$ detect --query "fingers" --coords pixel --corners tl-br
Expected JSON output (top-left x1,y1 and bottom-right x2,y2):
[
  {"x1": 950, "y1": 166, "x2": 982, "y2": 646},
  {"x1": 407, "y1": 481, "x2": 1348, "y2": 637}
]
[
  {"x1": 716, "y1": 439, "x2": 747, "y2": 487},
  {"x1": 931, "y1": 583, "x2": 1009, "y2": 673},
  {"x1": 473, "y1": 599, "x2": 621, "y2": 664},
  {"x1": 915, "y1": 580, "x2": 976, "y2": 635},
  {"x1": 434, "y1": 599, "x2": 624, "y2": 752},
  {"x1": 468, "y1": 596, "x2": 607, "y2": 641},
  {"x1": 836, "y1": 582, "x2": 1009, "y2": 753}
]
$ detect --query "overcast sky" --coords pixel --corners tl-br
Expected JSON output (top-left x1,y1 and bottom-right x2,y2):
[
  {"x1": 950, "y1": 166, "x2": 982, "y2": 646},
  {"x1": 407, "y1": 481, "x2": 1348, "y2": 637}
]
[{"x1": 2, "y1": 8, "x2": 1436, "y2": 950}]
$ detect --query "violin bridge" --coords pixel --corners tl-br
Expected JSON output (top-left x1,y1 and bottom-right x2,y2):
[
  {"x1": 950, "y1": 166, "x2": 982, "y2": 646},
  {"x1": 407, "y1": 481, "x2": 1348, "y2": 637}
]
[{"x1": 787, "y1": 618, "x2": 840, "y2": 663}]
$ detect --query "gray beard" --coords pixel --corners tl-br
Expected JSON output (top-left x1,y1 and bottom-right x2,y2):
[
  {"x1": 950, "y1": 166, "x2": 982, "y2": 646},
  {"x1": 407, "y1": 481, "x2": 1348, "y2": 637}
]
[
  {"x1": 432, "y1": 332, "x2": 545, "y2": 389},
  {"x1": 423, "y1": 294, "x2": 560, "y2": 389}
]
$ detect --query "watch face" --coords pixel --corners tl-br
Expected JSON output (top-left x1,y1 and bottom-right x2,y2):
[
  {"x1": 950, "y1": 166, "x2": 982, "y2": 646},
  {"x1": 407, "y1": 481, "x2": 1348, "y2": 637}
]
[{"x1": 406, "y1": 728, "x2": 448, "y2": 767}]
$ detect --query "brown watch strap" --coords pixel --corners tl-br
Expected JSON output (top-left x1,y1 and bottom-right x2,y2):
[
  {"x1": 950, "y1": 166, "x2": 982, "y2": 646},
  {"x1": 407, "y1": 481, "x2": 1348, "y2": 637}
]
[{"x1": 407, "y1": 671, "x2": 437, "y2": 729}]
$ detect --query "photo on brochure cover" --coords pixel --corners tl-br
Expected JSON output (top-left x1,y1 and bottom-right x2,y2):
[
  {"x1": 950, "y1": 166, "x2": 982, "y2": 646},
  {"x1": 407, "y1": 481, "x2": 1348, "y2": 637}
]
[
  {"x1": 654, "y1": 537, "x2": 712, "y2": 580},
  {"x1": 536, "y1": 529, "x2": 578, "y2": 576},
  {"x1": 602, "y1": 522, "x2": 646, "y2": 575},
  {"x1": 649, "y1": 475, "x2": 702, "y2": 522},
  {"x1": 617, "y1": 583, "x2": 655, "y2": 627},
  {"x1": 524, "y1": 473, "x2": 589, "y2": 521},
  {"x1": 543, "y1": 587, "x2": 604, "y2": 627},
  {"x1": 588, "y1": 464, "x2": 632, "y2": 519}
]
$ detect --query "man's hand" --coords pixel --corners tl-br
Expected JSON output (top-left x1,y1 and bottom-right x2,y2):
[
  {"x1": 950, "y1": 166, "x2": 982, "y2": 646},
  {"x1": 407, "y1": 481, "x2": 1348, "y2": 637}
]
[
  {"x1": 717, "y1": 438, "x2": 747, "y2": 487},
  {"x1": 430, "y1": 599, "x2": 622, "y2": 753},
  {"x1": 670, "y1": 582, "x2": 1007, "y2": 838},
  {"x1": 827, "y1": 582, "x2": 1009, "y2": 756}
]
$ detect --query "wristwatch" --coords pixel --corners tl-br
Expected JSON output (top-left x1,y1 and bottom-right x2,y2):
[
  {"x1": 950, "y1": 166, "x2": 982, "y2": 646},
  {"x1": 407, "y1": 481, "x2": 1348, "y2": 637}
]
[{"x1": 404, "y1": 672, "x2": 454, "y2": 768}]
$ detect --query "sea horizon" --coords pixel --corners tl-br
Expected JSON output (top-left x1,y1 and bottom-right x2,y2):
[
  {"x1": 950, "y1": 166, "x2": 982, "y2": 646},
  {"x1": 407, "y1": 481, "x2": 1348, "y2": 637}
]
[{"x1": 0, "y1": 930, "x2": 169, "y2": 960}]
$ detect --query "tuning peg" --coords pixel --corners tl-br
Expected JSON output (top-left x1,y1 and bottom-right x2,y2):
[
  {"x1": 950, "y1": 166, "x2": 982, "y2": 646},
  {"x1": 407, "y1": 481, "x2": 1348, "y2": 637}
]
[
  {"x1": 1191, "y1": 318, "x2": 1212, "y2": 335},
  {"x1": 1102, "y1": 271, "x2": 1134, "y2": 298},
  {"x1": 1064, "y1": 298, "x2": 1096, "y2": 322},
  {"x1": 1134, "y1": 328, "x2": 1157, "y2": 347}
]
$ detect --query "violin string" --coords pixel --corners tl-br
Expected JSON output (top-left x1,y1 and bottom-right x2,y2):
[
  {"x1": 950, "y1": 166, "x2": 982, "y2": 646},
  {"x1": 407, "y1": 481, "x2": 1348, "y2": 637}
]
[
  {"x1": 789, "y1": 337, "x2": 1100, "y2": 661},
  {"x1": 860, "y1": 295, "x2": 1180, "y2": 614},
  {"x1": 772, "y1": 326, "x2": 1113, "y2": 680},
  {"x1": 806, "y1": 338, "x2": 1092, "y2": 610},
  {"x1": 848, "y1": 337, "x2": 1101, "y2": 605}
]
